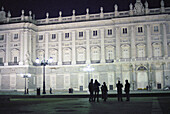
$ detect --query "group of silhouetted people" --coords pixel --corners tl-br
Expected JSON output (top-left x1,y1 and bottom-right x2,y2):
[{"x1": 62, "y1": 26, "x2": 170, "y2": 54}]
[
  {"x1": 88, "y1": 79, "x2": 108, "y2": 102},
  {"x1": 116, "y1": 80, "x2": 130, "y2": 101},
  {"x1": 88, "y1": 79, "x2": 130, "y2": 102}
]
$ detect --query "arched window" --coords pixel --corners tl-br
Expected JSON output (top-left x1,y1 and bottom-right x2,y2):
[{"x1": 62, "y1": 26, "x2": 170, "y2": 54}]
[
  {"x1": 137, "y1": 44, "x2": 146, "y2": 58},
  {"x1": 153, "y1": 43, "x2": 162, "y2": 57},
  {"x1": 105, "y1": 46, "x2": 115, "y2": 63},
  {"x1": 91, "y1": 46, "x2": 100, "y2": 63},
  {"x1": 11, "y1": 49, "x2": 20, "y2": 63},
  {"x1": 49, "y1": 49, "x2": 58, "y2": 63},
  {"x1": 36, "y1": 50, "x2": 44, "y2": 61},
  {"x1": 121, "y1": 45, "x2": 130, "y2": 59},
  {"x1": 63, "y1": 48, "x2": 72, "y2": 62},
  {"x1": 76, "y1": 47, "x2": 86, "y2": 64}
]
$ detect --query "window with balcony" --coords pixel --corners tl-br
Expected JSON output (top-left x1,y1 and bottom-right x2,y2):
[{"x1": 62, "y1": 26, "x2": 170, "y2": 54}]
[{"x1": 14, "y1": 57, "x2": 17, "y2": 63}]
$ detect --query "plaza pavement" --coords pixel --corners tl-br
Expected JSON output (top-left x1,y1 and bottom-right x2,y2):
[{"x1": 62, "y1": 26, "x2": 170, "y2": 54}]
[
  {"x1": 0, "y1": 96, "x2": 170, "y2": 114},
  {"x1": 0, "y1": 90, "x2": 170, "y2": 114}
]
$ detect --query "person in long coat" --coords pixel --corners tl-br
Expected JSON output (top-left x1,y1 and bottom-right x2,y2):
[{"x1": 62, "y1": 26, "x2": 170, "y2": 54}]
[
  {"x1": 101, "y1": 82, "x2": 108, "y2": 102},
  {"x1": 88, "y1": 79, "x2": 94, "y2": 102},
  {"x1": 116, "y1": 80, "x2": 123, "y2": 101},
  {"x1": 94, "y1": 80, "x2": 100, "y2": 102},
  {"x1": 125, "y1": 80, "x2": 130, "y2": 101}
]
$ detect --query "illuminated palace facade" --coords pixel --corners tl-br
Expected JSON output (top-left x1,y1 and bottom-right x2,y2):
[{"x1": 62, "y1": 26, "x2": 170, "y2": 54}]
[{"x1": 0, "y1": 0, "x2": 170, "y2": 91}]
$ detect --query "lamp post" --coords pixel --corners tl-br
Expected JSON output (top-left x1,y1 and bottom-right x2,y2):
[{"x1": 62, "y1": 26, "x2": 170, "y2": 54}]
[
  {"x1": 21, "y1": 73, "x2": 31, "y2": 94},
  {"x1": 36, "y1": 57, "x2": 53, "y2": 94},
  {"x1": 83, "y1": 65, "x2": 94, "y2": 83}
]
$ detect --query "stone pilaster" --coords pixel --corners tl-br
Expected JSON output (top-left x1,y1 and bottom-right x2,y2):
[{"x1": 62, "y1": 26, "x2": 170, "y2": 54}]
[
  {"x1": 131, "y1": 26, "x2": 136, "y2": 59},
  {"x1": 19, "y1": 31, "x2": 24, "y2": 65},
  {"x1": 116, "y1": 27, "x2": 120, "y2": 60},
  {"x1": 58, "y1": 32, "x2": 62, "y2": 65},
  {"x1": 45, "y1": 32, "x2": 49, "y2": 60},
  {"x1": 4, "y1": 33, "x2": 10, "y2": 66},
  {"x1": 72, "y1": 31, "x2": 76, "y2": 65},
  {"x1": 162, "y1": 23, "x2": 168, "y2": 57},
  {"x1": 100, "y1": 28, "x2": 105, "y2": 63},
  {"x1": 146, "y1": 25, "x2": 152, "y2": 58},
  {"x1": 24, "y1": 30, "x2": 28, "y2": 65},
  {"x1": 86, "y1": 30, "x2": 90, "y2": 64}
]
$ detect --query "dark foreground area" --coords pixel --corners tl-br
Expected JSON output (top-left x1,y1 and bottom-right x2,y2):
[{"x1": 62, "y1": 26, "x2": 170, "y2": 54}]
[{"x1": 0, "y1": 96, "x2": 170, "y2": 114}]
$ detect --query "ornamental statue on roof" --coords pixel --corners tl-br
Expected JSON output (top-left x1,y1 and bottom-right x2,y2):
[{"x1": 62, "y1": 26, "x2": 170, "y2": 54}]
[
  {"x1": 0, "y1": 7, "x2": 6, "y2": 20},
  {"x1": 134, "y1": 0, "x2": 144, "y2": 15}
]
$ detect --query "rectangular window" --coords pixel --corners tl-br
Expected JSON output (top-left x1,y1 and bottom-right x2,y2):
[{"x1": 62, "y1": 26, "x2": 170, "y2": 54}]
[
  {"x1": 0, "y1": 58, "x2": 3, "y2": 63},
  {"x1": 154, "y1": 26, "x2": 159, "y2": 32},
  {"x1": 0, "y1": 35, "x2": 4, "y2": 40},
  {"x1": 79, "y1": 32, "x2": 83, "y2": 37},
  {"x1": 14, "y1": 57, "x2": 17, "y2": 63},
  {"x1": 123, "y1": 28, "x2": 128, "y2": 34},
  {"x1": 14, "y1": 34, "x2": 18, "y2": 39},
  {"x1": 65, "y1": 33, "x2": 69, "y2": 38},
  {"x1": 39, "y1": 35, "x2": 43, "y2": 40},
  {"x1": 52, "y1": 34, "x2": 56, "y2": 39},
  {"x1": 108, "y1": 29, "x2": 112, "y2": 35},
  {"x1": 93, "y1": 31, "x2": 97, "y2": 36},
  {"x1": 138, "y1": 27, "x2": 143, "y2": 33}
]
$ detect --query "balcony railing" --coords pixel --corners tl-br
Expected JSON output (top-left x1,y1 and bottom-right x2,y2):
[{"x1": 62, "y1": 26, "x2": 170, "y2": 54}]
[
  {"x1": 62, "y1": 62, "x2": 71, "y2": 65},
  {"x1": 8, "y1": 62, "x2": 19, "y2": 65},
  {"x1": 91, "y1": 60, "x2": 100, "y2": 64},
  {"x1": 76, "y1": 61, "x2": 86, "y2": 64}
]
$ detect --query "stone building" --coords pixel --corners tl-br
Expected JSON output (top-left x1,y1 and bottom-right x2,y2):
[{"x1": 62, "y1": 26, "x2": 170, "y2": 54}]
[{"x1": 0, "y1": 0, "x2": 170, "y2": 92}]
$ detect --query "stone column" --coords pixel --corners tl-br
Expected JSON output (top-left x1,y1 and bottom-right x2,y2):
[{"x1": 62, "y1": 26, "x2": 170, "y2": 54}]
[
  {"x1": 86, "y1": 29, "x2": 91, "y2": 64},
  {"x1": 4, "y1": 33, "x2": 10, "y2": 66},
  {"x1": 162, "y1": 23, "x2": 168, "y2": 57},
  {"x1": 146, "y1": 25, "x2": 152, "y2": 58},
  {"x1": 116, "y1": 27, "x2": 120, "y2": 60},
  {"x1": 131, "y1": 26, "x2": 136, "y2": 59},
  {"x1": 45, "y1": 33, "x2": 49, "y2": 60},
  {"x1": 72, "y1": 31, "x2": 76, "y2": 65},
  {"x1": 58, "y1": 32, "x2": 62, "y2": 65},
  {"x1": 100, "y1": 28, "x2": 105, "y2": 63}
]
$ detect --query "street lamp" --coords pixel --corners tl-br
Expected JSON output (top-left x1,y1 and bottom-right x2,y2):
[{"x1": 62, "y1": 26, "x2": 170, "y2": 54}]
[
  {"x1": 36, "y1": 57, "x2": 53, "y2": 94},
  {"x1": 20, "y1": 73, "x2": 31, "y2": 94},
  {"x1": 83, "y1": 65, "x2": 94, "y2": 83}
]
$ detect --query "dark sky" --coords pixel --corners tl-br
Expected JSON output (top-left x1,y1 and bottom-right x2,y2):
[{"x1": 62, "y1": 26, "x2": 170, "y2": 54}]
[{"x1": 1, "y1": 0, "x2": 170, "y2": 19}]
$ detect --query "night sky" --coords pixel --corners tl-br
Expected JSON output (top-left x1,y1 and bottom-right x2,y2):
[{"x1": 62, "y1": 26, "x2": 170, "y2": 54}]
[{"x1": 0, "y1": 0, "x2": 170, "y2": 19}]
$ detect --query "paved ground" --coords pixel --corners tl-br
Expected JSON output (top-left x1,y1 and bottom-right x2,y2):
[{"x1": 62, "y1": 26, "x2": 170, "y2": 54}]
[{"x1": 0, "y1": 97, "x2": 170, "y2": 114}]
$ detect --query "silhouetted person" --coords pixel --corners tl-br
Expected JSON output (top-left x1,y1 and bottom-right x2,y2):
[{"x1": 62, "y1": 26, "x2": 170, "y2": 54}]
[
  {"x1": 101, "y1": 82, "x2": 108, "y2": 102},
  {"x1": 88, "y1": 79, "x2": 94, "y2": 102},
  {"x1": 116, "y1": 80, "x2": 123, "y2": 102},
  {"x1": 50, "y1": 87, "x2": 52, "y2": 94},
  {"x1": 26, "y1": 88, "x2": 29, "y2": 94},
  {"x1": 124, "y1": 80, "x2": 130, "y2": 101},
  {"x1": 94, "y1": 80, "x2": 100, "y2": 102}
]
